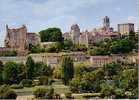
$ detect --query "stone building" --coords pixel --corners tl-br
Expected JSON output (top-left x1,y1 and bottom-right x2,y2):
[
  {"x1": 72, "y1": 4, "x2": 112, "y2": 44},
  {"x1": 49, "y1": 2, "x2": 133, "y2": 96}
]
[
  {"x1": 70, "y1": 24, "x2": 80, "y2": 44},
  {"x1": 27, "y1": 32, "x2": 40, "y2": 45},
  {"x1": 67, "y1": 16, "x2": 120, "y2": 46},
  {"x1": 90, "y1": 56, "x2": 112, "y2": 67},
  {"x1": 90, "y1": 54, "x2": 137, "y2": 68},
  {"x1": 118, "y1": 23, "x2": 134, "y2": 34},
  {"x1": 63, "y1": 32, "x2": 71, "y2": 40},
  {"x1": 5, "y1": 25, "x2": 28, "y2": 51},
  {"x1": 79, "y1": 30, "x2": 90, "y2": 47}
]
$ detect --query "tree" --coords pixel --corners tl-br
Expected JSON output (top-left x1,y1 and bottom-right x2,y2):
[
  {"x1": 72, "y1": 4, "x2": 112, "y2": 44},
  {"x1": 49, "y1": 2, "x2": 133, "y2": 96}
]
[
  {"x1": 128, "y1": 31, "x2": 136, "y2": 41},
  {"x1": 103, "y1": 63, "x2": 122, "y2": 79},
  {"x1": 63, "y1": 39, "x2": 73, "y2": 51},
  {"x1": 100, "y1": 82, "x2": 114, "y2": 97},
  {"x1": 61, "y1": 56, "x2": 74, "y2": 85},
  {"x1": 26, "y1": 56, "x2": 35, "y2": 79},
  {"x1": 39, "y1": 28, "x2": 63, "y2": 42},
  {"x1": 116, "y1": 69, "x2": 137, "y2": 90},
  {"x1": 110, "y1": 39, "x2": 135, "y2": 54},
  {"x1": 2, "y1": 62, "x2": 23, "y2": 84},
  {"x1": 0, "y1": 60, "x2": 3, "y2": 84},
  {"x1": 0, "y1": 60, "x2": 3, "y2": 71},
  {"x1": 69, "y1": 77, "x2": 81, "y2": 93},
  {"x1": 89, "y1": 47, "x2": 109, "y2": 56}
]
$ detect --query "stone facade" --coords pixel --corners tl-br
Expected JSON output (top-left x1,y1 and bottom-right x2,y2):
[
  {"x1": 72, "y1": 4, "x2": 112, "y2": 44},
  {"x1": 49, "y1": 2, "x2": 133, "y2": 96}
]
[
  {"x1": 5, "y1": 25, "x2": 28, "y2": 51},
  {"x1": 27, "y1": 32, "x2": 40, "y2": 45},
  {"x1": 70, "y1": 24, "x2": 80, "y2": 44},
  {"x1": 0, "y1": 56, "x2": 27, "y2": 63},
  {"x1": 118, "y1": 23, "x2": 134, "y2": 34},
  {"x1": 79, "y1": 30, "x2": 90, "y2": 47},
  {"x1": 90, "y1": 54, "x2": 137, "y2": 68},
  {"x1": 30, "y1": 52, "x2": 87, "y2": 67},
  {"x1": 67, "y1": 16, "x2": 120, "y2": 46},
  {"x1": 90, "y1": 56, "x2": 112, "y2": 67}
]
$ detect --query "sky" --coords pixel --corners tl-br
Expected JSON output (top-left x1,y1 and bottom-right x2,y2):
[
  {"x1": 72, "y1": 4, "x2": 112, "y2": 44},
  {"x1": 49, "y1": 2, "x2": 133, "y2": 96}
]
[{"x1": 0, "y1": 0, "x2": 138, "y2": 46}]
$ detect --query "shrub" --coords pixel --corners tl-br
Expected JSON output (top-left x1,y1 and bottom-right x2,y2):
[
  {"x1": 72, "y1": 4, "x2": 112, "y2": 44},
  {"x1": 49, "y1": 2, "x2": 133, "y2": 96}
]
[
  {"x1": 38, "y1": 76, "x2": 49, "y2": 85},
  {"x1": 53, "y1": 67, "x2": 61, "y2": 79},
  {"x1": 0, "y1": 85, "x2": 17, "y2": 99},
  {"x1": 3, "y1": 90, "x2": 17, "y2": 99},
  {"x1": 10, "y1": 84, "x2": 23, "y2": 89},
  {"x1": 34, "y1": 88, "x2": 48, "y2": 99},
  {"x1": 33, "y1": 80, "x2": 40, "y2": 86},
  {"x1": 65, "y1": 92, "x2": 73, "y2": 99},
  {"x1": 20, "y1": 79, "x2": 32, "y2": 87},
  {"x1": 33, "y1": 87, "x2": 55, "y2": 99}
]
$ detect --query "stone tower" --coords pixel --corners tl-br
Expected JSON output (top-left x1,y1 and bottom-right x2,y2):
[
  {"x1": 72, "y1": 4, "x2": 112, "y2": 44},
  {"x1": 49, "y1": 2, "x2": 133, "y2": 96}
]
[
  {"x1": 70, "y1": 24, "x2": 80, "y2": 44},
  {"x1": 103, "y1": 16, "x2": 110, "y2": 28},
  {"x1": 5, "y1": 25, "x2": 28, "y2": 50}
]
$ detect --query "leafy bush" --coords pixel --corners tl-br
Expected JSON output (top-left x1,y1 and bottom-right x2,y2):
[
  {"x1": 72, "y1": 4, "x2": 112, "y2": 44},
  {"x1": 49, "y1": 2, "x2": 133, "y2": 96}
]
[
  {"x1": 53, "y1": 67, "x2": 61, "y2": 79},
  {"x1": 38, "y1": 76, "x2": 49, "y2": 85},
  {"x1": 0, "y1": 85, "x2": 17, "y2": 99},
  {"x1": 3, "y1": 90, "x2": 17, "y2": 99},
  {"x1": 20, "y1": 79, "x2": 33, "y2": 87},
  {"x1": 33, "y1": 80, "x2": 40, "y2": 86},
  {"x1": 33, "y1": 87, "x2": 55, "y2": 99},
  {"x1": 10, "y1": 84, "x2": 23, "y2": 89},
  {"x1": 65, "y1": 92, "x2": 73, "y2": 99},
  {"x1": 34, "y1": 88, "x2": 48, "y2": 98}
]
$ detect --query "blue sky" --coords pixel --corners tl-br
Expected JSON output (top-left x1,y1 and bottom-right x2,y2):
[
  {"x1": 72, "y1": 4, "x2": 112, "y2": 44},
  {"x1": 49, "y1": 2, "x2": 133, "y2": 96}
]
[{"x1": 0, "y1": 0, "x2": 138, "y2": 46}]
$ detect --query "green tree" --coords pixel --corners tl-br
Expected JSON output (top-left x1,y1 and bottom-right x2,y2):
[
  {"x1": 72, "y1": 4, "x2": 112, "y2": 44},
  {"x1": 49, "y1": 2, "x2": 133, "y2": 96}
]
[
  {"x1": 26, "y1": 56, "x2": 35, "y2": 79},
  {"x1": 103, "y1": 63, "x2": 122, "y2": 79},
  {"x1": 2, "y1": 62, "x2": 23, "y2": 84},
  {"x1": 0, "y1": 60, "x2": 3, "y2": 84},
  {"x1": 69, "y1": 77, "x2": 81, "y2": 93},
  {"x1": 39, "y1": 28, "x2": 63, "y2": 42},
  {"x1": 63, "y1": 39, "x2": 73, "y2": 51},
  {"x1": 128, "y1": 31, "x2": 136, "y2": 40},
  {"x1": 100, "y1": 82, "x2": 114, "y2": 97},
  {"x1": 34, "y1": 62, "x2": 45, "y2": 76},
  {"x1": 61, "y1": 56, "x2": 74, "y2": 85}
]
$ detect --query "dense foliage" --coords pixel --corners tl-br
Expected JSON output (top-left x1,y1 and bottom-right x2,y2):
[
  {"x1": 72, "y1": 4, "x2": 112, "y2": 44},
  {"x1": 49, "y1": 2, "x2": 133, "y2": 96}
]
[
  {"x1": 88, "y1": 31, "x2": 137, "y2": 55},
  {"x1": 61, "y1": 56, "x2": 74, "y2": 85},
  {"x1": 69, "y1": 62, "x2": 138, "y2": 98},
  {"x1": 34, "y1": 87, "x2": 61, "y2": 99},
  {"x1": 29, "y1": 44, "x2": 45, "y2": 53},
  {"x1": 0, "y1": 85, "x2": 17, "y2": 99},
  {"x1": 1, "y1": 56, "x2": 53, "y2": 85},
  {"x1": 39, "y1": 28, "x2": 63, "y2": 42}
]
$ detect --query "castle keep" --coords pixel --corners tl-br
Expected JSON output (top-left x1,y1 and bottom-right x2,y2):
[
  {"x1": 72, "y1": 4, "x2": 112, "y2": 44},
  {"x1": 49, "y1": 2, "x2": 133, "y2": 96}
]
[{"x1": 5, "y1": 25, "x2": 28, "y2": 51}]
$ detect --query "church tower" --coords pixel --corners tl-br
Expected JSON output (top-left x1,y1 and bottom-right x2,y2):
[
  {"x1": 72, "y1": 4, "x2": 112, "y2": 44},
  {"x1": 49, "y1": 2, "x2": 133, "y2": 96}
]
[{"x1": 103, "y1": 16, "x2": 110, "y2": 28}]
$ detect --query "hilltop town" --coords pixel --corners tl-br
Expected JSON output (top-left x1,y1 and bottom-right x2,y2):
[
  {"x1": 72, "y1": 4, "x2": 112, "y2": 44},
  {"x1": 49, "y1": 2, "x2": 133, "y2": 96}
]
[{"x1": 0, "y1": 16, "x2": 138, "y2": 99}]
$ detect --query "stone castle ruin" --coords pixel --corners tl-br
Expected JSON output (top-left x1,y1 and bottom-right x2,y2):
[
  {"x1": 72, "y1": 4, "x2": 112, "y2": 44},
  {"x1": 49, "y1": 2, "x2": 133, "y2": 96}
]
[{"x1": 5, "y1": 25, "x2": 28, "y2": 51}]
